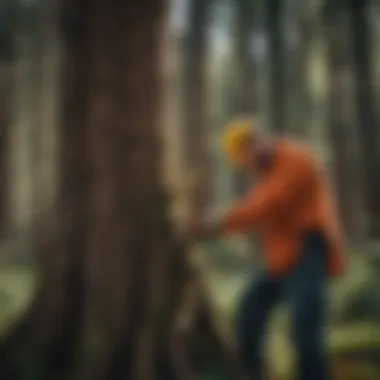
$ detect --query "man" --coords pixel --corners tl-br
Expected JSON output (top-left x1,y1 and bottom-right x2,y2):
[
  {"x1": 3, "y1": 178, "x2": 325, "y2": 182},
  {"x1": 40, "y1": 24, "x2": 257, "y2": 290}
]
[{"x1": 188, "y1": 118, "x2": 345, "y2": 380}]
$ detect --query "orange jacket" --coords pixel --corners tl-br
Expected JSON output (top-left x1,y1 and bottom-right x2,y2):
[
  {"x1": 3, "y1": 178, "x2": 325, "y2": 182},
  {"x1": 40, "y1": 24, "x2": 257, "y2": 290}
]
[{"x1": 221, "y1": 138, "x2": 345, "y2": 277}]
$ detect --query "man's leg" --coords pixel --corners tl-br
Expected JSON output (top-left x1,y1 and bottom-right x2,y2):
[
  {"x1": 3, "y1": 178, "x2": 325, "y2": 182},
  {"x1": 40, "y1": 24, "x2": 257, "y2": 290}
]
[
  {"x1": 235, "y1": 271, "x2": 281, "y2": 379},
  {"x1": 286, "y1": 231, "x2": 328, "y2": 380}
]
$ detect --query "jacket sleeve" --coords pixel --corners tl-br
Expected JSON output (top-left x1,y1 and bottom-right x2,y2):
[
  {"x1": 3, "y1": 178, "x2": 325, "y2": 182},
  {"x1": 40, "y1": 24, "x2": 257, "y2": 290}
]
[{"x1": 221, "y1": 155, "x2": 315, "y2": 234}]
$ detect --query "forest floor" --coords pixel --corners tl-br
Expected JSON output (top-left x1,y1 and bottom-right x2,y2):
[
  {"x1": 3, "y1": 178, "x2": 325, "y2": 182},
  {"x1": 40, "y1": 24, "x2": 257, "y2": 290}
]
[
  {"x1": 1, "y1": 263, "x2": 380, "y2": 379},
  {"x1": 204, "y1": 269, "x2": 380, "y2": 379}
]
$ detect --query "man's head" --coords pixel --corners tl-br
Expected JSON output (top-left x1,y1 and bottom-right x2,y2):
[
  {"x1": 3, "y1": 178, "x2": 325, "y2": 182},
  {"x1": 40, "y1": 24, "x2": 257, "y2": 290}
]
[{"x1": 221, "y1": 117, "x2": 275, "y2": 173}]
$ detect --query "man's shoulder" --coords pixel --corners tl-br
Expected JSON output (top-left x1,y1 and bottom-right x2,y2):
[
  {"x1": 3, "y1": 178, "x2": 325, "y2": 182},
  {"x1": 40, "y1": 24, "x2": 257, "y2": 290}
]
[
  {"x1": 276, "y1": 138, "x2": 323, "y2": 180},
  {"x1": 278, "y1": 137, "x2": 317, "y2": 164}
]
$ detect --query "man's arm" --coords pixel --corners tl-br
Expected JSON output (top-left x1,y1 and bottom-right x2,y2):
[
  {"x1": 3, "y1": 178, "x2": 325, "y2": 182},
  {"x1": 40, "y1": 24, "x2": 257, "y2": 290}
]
[
  {"x1": 220, "y1": 154, "x2": 316, "y2": 234},
  {"x1": 189, "y1": 150, "x2": 317, "y2": 239},
  {"x1": 188, "y1": 215, "x2": 224, "y2": 239}
]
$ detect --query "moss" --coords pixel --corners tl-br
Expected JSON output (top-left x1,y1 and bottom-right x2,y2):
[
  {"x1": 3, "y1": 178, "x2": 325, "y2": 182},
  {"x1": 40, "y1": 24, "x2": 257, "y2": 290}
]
[{"x1": 329, "y1": 323, "x2": 380, "y2": 353}]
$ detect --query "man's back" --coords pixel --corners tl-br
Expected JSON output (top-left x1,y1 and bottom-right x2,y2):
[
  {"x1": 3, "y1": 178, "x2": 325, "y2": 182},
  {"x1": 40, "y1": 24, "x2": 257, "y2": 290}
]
[{"x1": 222, "y1": 137, "x2": 345, "y2": 276}]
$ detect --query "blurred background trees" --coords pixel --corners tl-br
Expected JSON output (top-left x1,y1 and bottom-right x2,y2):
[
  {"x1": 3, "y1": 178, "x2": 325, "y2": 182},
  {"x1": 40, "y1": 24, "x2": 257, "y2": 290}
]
[{"x1": 0, "y1": 0, "x2": 380, "y2": 378}]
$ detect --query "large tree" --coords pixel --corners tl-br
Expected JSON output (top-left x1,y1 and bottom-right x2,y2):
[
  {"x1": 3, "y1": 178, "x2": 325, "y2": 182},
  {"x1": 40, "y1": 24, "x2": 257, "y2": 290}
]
[{"x1": 0, "y1": 1, "x2": 243, "y2": 379}]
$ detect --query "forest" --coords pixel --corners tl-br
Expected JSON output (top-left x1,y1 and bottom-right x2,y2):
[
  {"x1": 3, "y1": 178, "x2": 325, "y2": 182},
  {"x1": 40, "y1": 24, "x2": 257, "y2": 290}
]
[{"x1": 0, "y1": 0, "x2": 380, "y2": 379}]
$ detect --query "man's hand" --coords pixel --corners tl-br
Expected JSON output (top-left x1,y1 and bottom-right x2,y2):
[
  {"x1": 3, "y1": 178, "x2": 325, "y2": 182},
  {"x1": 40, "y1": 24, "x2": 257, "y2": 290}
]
[{"x1": 187, "y1": 218, "x2": 222, "y2": 240}]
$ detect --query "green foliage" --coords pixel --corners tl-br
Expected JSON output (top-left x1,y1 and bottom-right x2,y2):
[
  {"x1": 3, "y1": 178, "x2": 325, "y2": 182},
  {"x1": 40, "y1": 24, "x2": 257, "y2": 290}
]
[
  {"x1": 0, "y1": 268, "x2": 36, "y2": 332},
  {"x1": 0, "y1": 289, "x2": 11, "y2": 310},
  {"x1": 332, "y1": 261, "x2": 380, "y2": 324}
]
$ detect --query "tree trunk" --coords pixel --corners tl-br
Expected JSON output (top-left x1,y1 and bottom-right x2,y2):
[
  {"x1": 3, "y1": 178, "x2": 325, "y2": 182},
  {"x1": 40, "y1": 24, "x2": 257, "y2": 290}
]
[
  {"x1": 0, "y1": 65, "x2": 11, "y2": 241},
  {"x1": 9, "y1": 0, "x2": 41, "y2": 238},
  {"x1": 233, "y1": 0, "x2": 257, "y2": 115},
  {"x1": 161, "y1": 25, "x2": 187, "y2": 225},
  {"x1": 348, "y1": 0, "x2": 380, "y2": 239},
  {"x1": 323, "y1": 1, "x2": 356, "y2": 235},
  {"x1": 0, "y1": 1, "x2": 243, "y2": 379},
  {"x1": 31, "y1": 0, "x2": 59, "y2": 251},
  {"x1": 285, "y1": 0, "x2": 313, "y2": 137},
  {"x1": 182, "y1": 0, "x2": 210, "y2": 220},
  {"x1": 0, "y1": 0, "x2": 16, "y2": 240},
  {"x1": 265, "y1": 0, "x2": 287, "y2": 133},
  {"x1": 232, "y1": 0, "x2": 256, "y2": 195}
]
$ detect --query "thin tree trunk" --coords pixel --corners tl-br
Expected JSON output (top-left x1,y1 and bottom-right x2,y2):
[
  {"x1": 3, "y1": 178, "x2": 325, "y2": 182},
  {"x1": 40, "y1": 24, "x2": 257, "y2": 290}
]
[
  {"x1": 161, "y1": 24, "x2": 187, "y2": 225},
  {"x1": 232, "y1": 0, "x2": 256, "y2": 195},
  {"x1": 10, "y1": 0, "x2": 40, "y2": 237},
  {"x1": 286, "y1": 0, "x2": 314, "y2": 137},
  {"x1": 182, "y1": 0, "x2": 210, "y2": 220},
  {"x1": 0, "y1": 65, "x2": 11, "y2": 241},
  {"x1": 0, "y1": 1, "x2": 244, "y2": 379},
  {"x1": 0, "y1": 0, "x2": 16, "y2": 240},
  {"x1": 348, "y1": 0, "x2": 380, "y2": 239},
  {"x1": 31, "y1": 0, "x2": 59, "y2": 252},
  {"x1": 233, "y1": 0, "x2": 257, "y2": 115},
  {"x1": 265, "y1": 0, "x2": 287, "y2": 133},
  {"x1": 323, "y1": 1, "x2": 356, "y2": 235}
]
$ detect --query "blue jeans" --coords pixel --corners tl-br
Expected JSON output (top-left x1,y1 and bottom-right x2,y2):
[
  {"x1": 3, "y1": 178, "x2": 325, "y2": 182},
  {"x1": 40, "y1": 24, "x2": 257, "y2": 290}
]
[{"x1": 236, "y1": 231, "x2": 328, "y2": 380}]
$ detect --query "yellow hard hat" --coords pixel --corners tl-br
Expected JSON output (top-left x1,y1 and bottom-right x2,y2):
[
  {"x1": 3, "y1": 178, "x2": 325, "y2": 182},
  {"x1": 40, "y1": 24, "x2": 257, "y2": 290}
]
[{"x1": 220, "y1": 118, "x2": 254, "y2": 165}]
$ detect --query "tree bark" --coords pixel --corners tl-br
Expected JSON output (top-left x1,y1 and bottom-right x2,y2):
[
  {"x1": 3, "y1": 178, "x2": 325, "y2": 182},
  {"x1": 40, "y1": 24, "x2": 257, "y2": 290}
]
[
  {"x1": 0, "y1": 1, "x2": 243, "y2": 379},
  {"x1": 348, "y1": 0, "x2": 380, "y2": 239}
]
